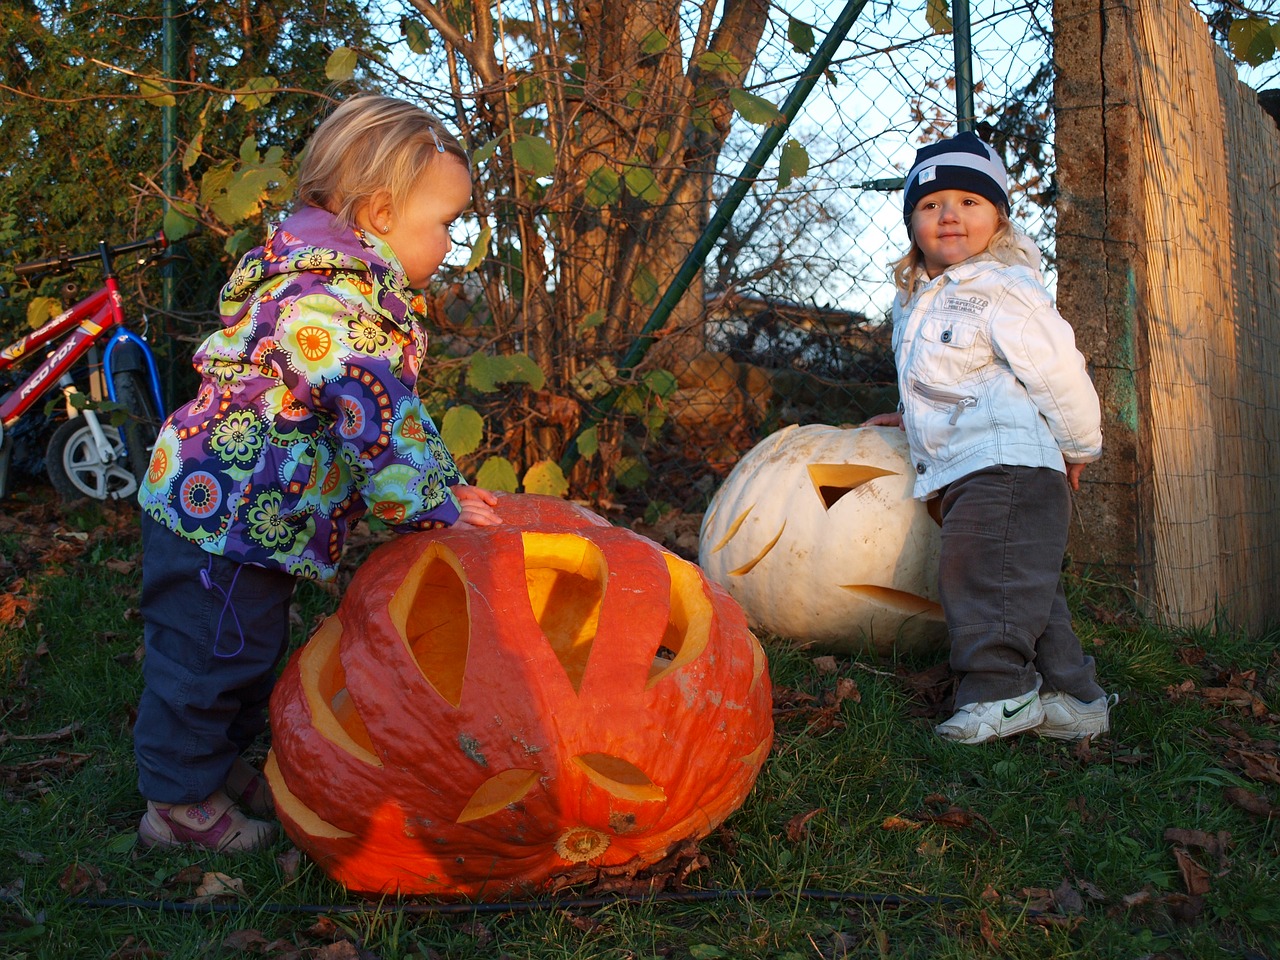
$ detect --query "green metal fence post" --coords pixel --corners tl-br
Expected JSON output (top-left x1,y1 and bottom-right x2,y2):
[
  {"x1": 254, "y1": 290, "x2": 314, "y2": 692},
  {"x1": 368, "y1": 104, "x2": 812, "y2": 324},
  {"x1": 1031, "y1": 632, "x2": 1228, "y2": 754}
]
[
  {"x1": 559, "y1": 0, "x2": 872, "y2": 475},
  {"x1": 953, "y1": 0, "x2": 974, "y2": 132}
]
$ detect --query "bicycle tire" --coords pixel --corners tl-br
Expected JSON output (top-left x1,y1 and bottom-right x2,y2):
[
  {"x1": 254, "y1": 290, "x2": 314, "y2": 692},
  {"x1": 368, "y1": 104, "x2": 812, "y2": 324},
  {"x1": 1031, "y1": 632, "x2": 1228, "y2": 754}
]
[
  {"x1": 112, "y1": 371, "x2": 160, "y2": 489},
  {"x1": 46, "y1": 417, "x2": 136, "y2": 502}
]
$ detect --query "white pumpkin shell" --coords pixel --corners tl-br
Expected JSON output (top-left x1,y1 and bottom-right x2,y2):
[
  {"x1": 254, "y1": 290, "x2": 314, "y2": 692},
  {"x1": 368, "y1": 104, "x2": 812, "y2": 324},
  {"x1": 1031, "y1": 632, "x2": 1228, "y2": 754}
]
[{"x1": 698, "y1": 424, "x2": 945, "y2": 655}]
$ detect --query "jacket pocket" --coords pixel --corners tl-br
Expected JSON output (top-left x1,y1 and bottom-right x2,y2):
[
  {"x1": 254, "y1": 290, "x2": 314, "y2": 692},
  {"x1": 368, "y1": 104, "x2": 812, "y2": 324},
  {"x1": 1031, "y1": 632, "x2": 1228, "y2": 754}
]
[{"x1": 912, "y1": 380, "x2": 979, "y2": 425}]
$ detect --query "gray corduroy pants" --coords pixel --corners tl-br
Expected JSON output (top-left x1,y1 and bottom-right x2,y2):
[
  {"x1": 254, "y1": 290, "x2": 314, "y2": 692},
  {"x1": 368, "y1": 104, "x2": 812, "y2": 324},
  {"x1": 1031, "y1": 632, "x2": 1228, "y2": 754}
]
[{"x1": 936, "y1": 464, "x2": 1105, "y2": 709}]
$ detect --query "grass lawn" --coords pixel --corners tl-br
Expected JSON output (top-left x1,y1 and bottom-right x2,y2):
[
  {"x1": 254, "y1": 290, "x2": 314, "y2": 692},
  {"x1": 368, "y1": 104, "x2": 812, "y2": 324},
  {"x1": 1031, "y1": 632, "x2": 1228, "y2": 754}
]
[{"x1": 2, "y1": 487, "x2": 1278, "y2": 959}]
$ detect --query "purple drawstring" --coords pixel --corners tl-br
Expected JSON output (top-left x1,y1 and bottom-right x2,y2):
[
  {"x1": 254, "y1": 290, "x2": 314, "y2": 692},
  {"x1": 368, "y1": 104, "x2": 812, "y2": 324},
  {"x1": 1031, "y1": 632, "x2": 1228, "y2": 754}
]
[{"x1": 200, "y1": 556, "x2": 245, "y2": 658}]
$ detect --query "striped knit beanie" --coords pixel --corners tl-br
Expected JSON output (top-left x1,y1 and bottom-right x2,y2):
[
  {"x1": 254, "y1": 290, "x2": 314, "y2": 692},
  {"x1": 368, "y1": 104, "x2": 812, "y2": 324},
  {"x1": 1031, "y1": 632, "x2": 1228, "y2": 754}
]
[{"x1": 902, "y1": 131, "x2": 1009, "y2": 224}]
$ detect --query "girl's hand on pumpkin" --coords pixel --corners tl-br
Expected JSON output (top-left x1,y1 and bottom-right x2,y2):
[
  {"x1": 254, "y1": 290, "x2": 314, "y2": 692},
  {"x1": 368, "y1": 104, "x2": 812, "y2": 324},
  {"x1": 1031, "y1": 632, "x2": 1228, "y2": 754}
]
[
  {"x1": 453, "y1": 484, "x2": 503, "y2": 527},
  {"x1": 863, "y1": 411, "x2": 904, "y2": 429}
]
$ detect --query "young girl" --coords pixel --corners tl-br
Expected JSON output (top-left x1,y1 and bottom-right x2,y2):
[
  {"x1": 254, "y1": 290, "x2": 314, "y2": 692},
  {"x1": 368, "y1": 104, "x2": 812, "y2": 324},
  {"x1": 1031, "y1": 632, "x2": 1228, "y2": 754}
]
[
  {"x1": 866, "y1": 131, "x2": 1116, "y2": 745},
  {"x1": 134, "y1": 95, "x2": 501, "y2": 851}
]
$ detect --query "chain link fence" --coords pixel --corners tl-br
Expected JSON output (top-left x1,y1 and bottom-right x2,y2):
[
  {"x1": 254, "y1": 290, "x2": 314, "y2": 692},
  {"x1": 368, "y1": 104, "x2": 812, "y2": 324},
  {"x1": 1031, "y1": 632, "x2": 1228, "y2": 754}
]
[{"x1": 599, "y1": 0, "x2": 1058, "y2": 518}]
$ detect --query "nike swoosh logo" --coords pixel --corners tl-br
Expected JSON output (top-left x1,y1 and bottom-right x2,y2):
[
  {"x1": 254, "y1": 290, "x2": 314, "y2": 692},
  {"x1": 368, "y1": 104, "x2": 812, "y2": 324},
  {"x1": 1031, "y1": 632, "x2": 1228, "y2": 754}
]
[{"x1": 1003, "y1": 699, "x2": 1035, "y2": 720}]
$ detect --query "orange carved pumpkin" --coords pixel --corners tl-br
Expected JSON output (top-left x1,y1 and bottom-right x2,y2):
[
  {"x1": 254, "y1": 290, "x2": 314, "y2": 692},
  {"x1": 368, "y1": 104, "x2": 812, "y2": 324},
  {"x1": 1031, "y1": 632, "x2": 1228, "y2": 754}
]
[{"x1": 265, "y1": 493, "x2": 773, "y2": 898}]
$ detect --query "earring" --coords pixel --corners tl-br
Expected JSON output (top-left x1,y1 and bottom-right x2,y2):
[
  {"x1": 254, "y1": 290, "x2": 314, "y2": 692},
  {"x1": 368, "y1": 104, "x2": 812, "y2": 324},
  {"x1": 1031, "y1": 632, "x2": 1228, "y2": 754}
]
[{"x1": 379, "y1": 223, "x2": 390, "y2": 234}]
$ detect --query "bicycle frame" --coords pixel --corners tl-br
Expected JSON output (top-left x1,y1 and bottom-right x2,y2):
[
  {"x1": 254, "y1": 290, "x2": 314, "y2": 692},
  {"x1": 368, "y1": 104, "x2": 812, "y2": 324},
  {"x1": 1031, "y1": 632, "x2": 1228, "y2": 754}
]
[
  {"x1": 0, "y1": 235, "x2": 166, "y2": 496},
  {"x1": 1, "y1": 280, "x2": 164, "y2": 439}
]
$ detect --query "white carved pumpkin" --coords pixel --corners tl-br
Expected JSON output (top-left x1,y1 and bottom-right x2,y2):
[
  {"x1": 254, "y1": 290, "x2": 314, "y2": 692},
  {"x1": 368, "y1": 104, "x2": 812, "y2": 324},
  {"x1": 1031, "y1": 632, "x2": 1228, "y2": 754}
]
[{"x1": 698, "y1": 424, "x2": 945, "y2": 655}]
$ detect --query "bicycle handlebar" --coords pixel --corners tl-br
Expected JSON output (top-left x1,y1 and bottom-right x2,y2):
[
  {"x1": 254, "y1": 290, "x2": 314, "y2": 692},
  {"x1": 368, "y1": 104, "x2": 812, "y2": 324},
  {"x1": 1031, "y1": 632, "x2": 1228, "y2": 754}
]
[{"x1": 13, "y1": 231, "x2": 169, "y2": 279}]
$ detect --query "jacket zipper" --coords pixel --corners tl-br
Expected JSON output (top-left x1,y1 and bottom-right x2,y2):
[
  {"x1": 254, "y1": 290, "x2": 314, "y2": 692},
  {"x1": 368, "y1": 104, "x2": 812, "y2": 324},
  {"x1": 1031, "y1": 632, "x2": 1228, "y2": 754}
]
[{"x1": 912, "y1": 381, "x2": 978, "y2": 425}]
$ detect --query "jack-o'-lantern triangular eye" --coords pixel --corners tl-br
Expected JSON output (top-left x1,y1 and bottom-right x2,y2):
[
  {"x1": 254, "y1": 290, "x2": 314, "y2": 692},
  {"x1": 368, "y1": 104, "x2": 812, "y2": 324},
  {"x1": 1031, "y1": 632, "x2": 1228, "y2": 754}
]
[
  {"x1": 522, "y1": 532, "x2": 607, "y2": 694},
  {"x1": 807, "y1": 463, "x2": 896, "y2": 510}
]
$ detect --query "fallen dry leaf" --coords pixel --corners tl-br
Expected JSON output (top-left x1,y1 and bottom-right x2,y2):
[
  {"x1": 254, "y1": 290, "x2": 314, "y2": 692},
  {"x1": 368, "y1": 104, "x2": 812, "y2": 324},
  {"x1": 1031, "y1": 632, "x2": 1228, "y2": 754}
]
[
  {"x1": 785, "y1": 806, "x2": 824, "y2": 842},
  {"x1": 881, "y1": 815, "x2": 923, "y2": 832},
  {"x1": 1202, "y1": 686, "x2": 1269, "y2": 717},
  {"x1": 1171, "y1": 848, "x2": 1211, "y2": 897},
  {"x1": 221, "y1": 929, "x2": 271, "y2": 952},
  {"x1": 59, "y1": 862, "x2": 107, "y2": 896},
  {"x1": 978, "y1": 909, "x2": 1001, "y2": 950},
  {"x1": 0, "y1": 592, "x2": 35, "y2": 629},
  {"x1": 813, "y1": 655, "x2": 838, "y2": 675},
  {"x1": 315, "y1": 943, "x2": 364, "y2": 960},
  {"x1": 1165, "y1": 891, "x2": 1206, "y2": 922},
  {"x1": 1223, "y1": 785, "x2": 1277, "y2": 817},
  {"x1": 1163, "y1": 827, "x2": 1231, "y2": 869},
  {"x1": 1053, "y1": 878, "x2": 1084, "y2": 915},
  {"x1": 192, "y1": 871, "x2": 246, "y2": 902},
  {"x1": 1012, "y1": 887, "x2": 1056, "y2": 913},
  {"x1": 0, "y1": 722, "x2": 81, "y2": 747},
  {"x1": 1120, "y1": 889, "x2": 1154, "y2": 909}
]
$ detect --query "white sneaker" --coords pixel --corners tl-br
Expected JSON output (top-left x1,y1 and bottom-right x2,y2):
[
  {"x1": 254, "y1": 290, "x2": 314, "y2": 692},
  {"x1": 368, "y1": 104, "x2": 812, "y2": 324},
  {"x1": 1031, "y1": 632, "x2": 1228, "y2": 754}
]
[
  {"x1": 1039, "y1": 692, "x2": 1118, "y2": 740},
  {"x1": 935, "y1": 688, "x2": 1045, "y2": 744}
]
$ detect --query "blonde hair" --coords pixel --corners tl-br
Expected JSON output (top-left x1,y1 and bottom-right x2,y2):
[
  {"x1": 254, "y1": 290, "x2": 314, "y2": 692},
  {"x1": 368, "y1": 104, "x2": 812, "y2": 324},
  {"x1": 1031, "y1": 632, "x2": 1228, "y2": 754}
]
[
  {"x1": 295, "y1": 95, "x2": 469, "y2": 226},
  {"x1": 891, "y1": 208, "x2": 1025, "y2": 298}
]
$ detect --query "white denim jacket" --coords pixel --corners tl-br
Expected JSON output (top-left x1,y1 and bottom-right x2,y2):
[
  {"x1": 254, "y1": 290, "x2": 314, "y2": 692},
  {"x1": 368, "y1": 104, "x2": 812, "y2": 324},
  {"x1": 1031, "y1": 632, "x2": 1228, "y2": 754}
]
[{"x1": 891, "y1": 232, "x2": 1103, "y2": 500}]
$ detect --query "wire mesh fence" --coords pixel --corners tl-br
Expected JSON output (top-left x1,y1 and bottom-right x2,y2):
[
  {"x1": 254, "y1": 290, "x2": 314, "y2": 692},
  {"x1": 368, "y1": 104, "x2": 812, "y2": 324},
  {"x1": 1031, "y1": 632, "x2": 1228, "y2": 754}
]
[{"x1": 582, "y1": 0, "x2": 1059, "y2": 516}]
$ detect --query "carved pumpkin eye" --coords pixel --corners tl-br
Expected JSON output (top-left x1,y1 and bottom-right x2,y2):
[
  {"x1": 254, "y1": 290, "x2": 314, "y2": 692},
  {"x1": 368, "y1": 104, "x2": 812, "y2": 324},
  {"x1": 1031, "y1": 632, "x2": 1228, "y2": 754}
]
[
  {"x1": 699, "y1": 423, "x2": 946, "y2": 655},
  {"x1": 266, "y1": 493, "x2": 772, "y2": 899}
]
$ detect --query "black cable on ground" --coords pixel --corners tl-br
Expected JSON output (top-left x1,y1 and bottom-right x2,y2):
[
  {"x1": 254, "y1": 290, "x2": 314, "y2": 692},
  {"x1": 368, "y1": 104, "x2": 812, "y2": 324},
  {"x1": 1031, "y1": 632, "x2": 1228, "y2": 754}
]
[{"x1": 60, "y1": 887, "x2": 975, "y2": 916}]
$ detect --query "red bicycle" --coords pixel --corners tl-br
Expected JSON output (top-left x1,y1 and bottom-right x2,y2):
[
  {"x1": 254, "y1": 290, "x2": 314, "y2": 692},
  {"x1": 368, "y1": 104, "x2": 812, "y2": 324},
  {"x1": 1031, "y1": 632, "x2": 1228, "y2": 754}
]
[{"x1": 0, "y1": 233, "x2": 168, "y2": 501}]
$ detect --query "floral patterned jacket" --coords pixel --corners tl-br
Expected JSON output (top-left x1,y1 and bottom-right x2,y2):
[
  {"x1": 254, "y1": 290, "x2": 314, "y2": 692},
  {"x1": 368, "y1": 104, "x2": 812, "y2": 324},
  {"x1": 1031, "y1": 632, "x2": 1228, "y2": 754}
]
[{"x1": 138, "y1": 205, "x2": 463, "y2": 581}]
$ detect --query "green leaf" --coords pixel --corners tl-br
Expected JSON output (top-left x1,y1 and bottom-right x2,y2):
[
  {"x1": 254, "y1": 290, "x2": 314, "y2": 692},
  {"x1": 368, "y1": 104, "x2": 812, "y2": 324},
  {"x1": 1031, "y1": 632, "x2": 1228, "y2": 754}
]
[
  {"x1": 209, "y1": 168, "x2": 274, "y2": 223},
  {"x1": 513, "y1": 75, "x2": 545, "y2": 113},
  {"x1": 576, "y1": 426, "x2": 599, "y2": 458},
  {"x1": 778, "y1": 138, "x2": 810, "y2": 188},
  {"x1": 642, "y1": 368, "x2": 678, "y2": 398},
  {"x1": 163, "y1": 205, "x2": 197, "y2": 242},
  {"x1": 225, "y1": 227, "x2": 256, "y2": 259},
  {"x1": 926, "y1": 0, "x2": 952, "y2": 34},
  {"x1": 523, "y1": 460, "x2": 569, "y2": 497},
  {"x1": 325, "y1": 46, "x2": 358, "y2": 81},
  {"x1": 472, "y1": 137, "x2": 501, "y2": 165},
  {"x1": 512, "y1": 134, "x2": 556, "y2": 178},
  {"x1": 402, "y1": 17, "x2": 432, "y2": 54},
  {"x1": 1229, "y1": 17, "x2": 1277, "y2": 67},
  {"x1": 466, "y1": 352, "x2": 546, "y2": 393},
  {"x1": 475, "y1": 456, "x2": 519, "y2": 492},
  {"x1": 239, "y1": 136, "x2": 261, "y2": 165},
  {"x1": 623, "y1": 164, "x2": 662, "y2": 203},
  {"x1": 584, "y1": 166, "x2": 622, "y2": 206},
  {"x1": 463, "y1": 223, "x2": 491, "y2": 273},
  {"x1": 569, "y1": 359, "x2": 617, "y2": 400},
  {"x1": 640, "y1": 29, "x2": 670, "y2": 54},
  {"x1": 440, "y1": 405, "x2": 484, "y2": 455},
  {"x1": 27, "y1": 297, "x2": 61, "y2": 329},
  {"x1": 136, "y1": 77, "x2": 175, "y2": 107},
  {"x1": 577, "y1": 309, "x2": 606, "y2": 333},
  {"x1": 613, "y1": 456, "x2": 649, "y2": 490},
  {"x1": 233, "y1": 76, "x2": 277, "y2": 111},
  {"x1": 787, "y1": 17, "x2": 815, "y2": 54},
  {"x1": 689, "y1": 947, "x2": 728, "y2": 960},
  {"x1": 729, "y1": 88, "x2": 783, "y2": 126},
  {"x1": 696, "y1": 51, "x2": 743, "y2": 78},
  {"x1": 182, "y1": 130, "x2": 204, "y2": 172},
  {"x1": 630, "y1": 264, "x2": 659, "y2": 305}
]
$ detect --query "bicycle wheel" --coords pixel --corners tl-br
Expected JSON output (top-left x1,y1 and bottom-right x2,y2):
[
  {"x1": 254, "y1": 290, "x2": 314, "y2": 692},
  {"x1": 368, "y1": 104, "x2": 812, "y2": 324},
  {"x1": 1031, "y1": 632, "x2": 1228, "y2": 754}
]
[
  {"x1": 46, "y1": 416, "x2": 138, "y2": 501},
  {"x1": 112, "y1": 370, "x2": 161, "y2": 488}
]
